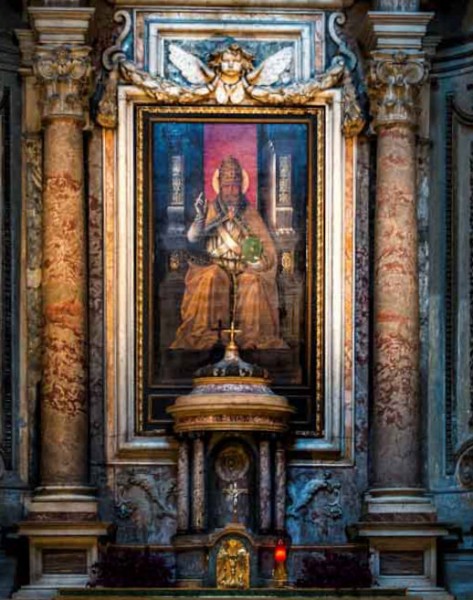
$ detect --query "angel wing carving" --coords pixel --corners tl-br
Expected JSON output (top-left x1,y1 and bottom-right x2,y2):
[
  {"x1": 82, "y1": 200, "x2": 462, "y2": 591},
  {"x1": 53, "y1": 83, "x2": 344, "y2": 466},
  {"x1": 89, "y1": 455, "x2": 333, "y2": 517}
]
[
  {"x1": 247, "y1": 47, "x2": 294, "y2": 86},
  {"x1": 168, "y1": 44, "x2": 215, "y2": 85}
]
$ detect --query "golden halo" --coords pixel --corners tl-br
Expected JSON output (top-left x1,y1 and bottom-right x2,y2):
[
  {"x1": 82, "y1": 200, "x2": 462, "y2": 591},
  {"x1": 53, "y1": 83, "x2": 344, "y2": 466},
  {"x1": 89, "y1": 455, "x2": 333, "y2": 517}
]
[{"x1": 212, "y1": 167, "x2": 250, "y2": 195}]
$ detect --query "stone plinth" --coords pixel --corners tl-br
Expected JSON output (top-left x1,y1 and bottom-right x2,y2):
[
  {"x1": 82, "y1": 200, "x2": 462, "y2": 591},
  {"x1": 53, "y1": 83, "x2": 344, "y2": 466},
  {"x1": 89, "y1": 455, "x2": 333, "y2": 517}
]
[{"x1": 15, "y1": 521, "x2": 109, "y2": 600}]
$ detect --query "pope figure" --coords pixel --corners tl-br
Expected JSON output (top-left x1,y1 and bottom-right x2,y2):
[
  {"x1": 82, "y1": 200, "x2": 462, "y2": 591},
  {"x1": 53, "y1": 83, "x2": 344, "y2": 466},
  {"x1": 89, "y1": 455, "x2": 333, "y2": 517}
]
[{"x1": 171, "y1": 155, "x2": 286, "y2": 350}]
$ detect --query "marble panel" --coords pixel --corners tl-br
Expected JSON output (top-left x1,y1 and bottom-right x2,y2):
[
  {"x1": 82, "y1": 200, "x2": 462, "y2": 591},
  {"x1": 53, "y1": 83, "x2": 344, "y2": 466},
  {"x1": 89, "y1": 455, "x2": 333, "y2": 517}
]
[
  {"x1": 114, "y1": 466, "x2": 177, "y2": 544},
  {"x1": 286, "y1": 467, "x2": 365, "y2": 544},
  {"x1": 88, "y1": 129, "x2": 105, "y2": 470}
]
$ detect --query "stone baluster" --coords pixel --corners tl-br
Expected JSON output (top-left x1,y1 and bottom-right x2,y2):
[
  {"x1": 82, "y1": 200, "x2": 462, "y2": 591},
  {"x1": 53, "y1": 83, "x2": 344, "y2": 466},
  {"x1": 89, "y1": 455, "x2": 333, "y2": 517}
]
[
  {"x1": 177, "y1": 437, "x2": 190, "y2": 532},
  {"x1": 192, "y1": 435, "x2": 205, "y2": 531},
  {"x1": 259, "y1": 438, "x2": 272, "y2": 531},
  {"x1": 274, "y1": 441, "x2": 286, "y2": 532}
]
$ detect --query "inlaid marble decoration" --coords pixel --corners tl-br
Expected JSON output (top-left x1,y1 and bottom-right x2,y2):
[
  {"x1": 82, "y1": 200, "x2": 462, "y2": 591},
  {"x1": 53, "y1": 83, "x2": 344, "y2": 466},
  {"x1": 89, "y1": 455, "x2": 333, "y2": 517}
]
[{"x1": 88, "y1": 130, "x2": 105, "y2": 468}]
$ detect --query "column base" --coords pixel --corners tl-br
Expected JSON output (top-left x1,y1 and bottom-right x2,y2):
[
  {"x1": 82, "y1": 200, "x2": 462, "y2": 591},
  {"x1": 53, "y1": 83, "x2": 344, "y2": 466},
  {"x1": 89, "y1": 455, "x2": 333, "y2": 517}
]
[
  {"x1": 17, "y1": 487, "x2": 110, "y2": 599},
  {"x1": 25, "y1": 485, "x2": 99, "y2": 519},
  {"x1": 358, "y1": 489, "x2": 451, "y2": 600}
]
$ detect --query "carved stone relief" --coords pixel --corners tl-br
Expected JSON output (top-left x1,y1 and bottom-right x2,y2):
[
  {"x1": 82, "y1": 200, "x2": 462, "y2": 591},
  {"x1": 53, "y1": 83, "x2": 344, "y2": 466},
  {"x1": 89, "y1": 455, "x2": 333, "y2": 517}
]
[
  {"x1": 115, "y1": 467, "x2": 177, "y2": 544},
  {"x1": 286, "y1": 470, "x2": 344, "y2": 544},
  {"x1": 98, "y1": 10, "x2": 364, "y2": 136},
  {"x1": 287, "y1": 471, "x2": 343, "y2": 521},
  {"x1": 456, "y1": 445, "x2": 473, "y2": 489},
  {"x1": 33, "y1": 45, "x2": 92, "y2": 121},
  {"x1": 368, "y1": 52, "x2": 428, "y2": 128}
]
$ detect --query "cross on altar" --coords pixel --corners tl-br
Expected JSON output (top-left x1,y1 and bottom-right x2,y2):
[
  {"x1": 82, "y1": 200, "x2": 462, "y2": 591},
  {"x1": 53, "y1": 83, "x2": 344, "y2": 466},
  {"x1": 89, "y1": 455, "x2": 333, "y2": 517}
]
[
  {"x1": 221, "y1": 321, "x2": 242, "y2": 360},
  {"x1": 222, "y1": 321, "x2": 241, "y2": 345},
  {"x1": 223, "y1": 480, "x2": 249, "y2": 523}
]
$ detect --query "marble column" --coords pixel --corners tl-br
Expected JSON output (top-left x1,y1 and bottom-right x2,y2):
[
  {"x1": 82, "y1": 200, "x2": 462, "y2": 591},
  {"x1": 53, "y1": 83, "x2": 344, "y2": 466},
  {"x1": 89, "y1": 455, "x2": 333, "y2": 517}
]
[
  {"x1": 274, "y1": 441, "x2": 286, "y2": 532},
  {"x1": 369, "y1": 53, "x2": 427, "y2": 490},
  {"x1": 17, "y1": 9, "x2": 110, "y2": 596},
  {"x1": 192, "y1": 435, "x2": 205, "y2": 531},
  {"x1": 259, "y1": 438, "x2": 271, "y2": 531},
  {"x1": 177, "y1": 438, "x2": 190, "y2": 532},
  {"x1": 34, "y1": 42, "x2": 92, "y2": 493}
]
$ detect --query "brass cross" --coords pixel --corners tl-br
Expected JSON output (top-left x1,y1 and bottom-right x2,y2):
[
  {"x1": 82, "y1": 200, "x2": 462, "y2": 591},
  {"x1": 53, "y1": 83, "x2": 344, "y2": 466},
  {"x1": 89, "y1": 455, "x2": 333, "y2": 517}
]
[
  {"x1": 222, "y1": 321, "x2": 242, "y2": 360},
  {"x1": 222, "y1": 321, "x2": 241, "y2": 346},
  {"x1": 223, "y1": 480, "x2": 248, "y2": 522}
]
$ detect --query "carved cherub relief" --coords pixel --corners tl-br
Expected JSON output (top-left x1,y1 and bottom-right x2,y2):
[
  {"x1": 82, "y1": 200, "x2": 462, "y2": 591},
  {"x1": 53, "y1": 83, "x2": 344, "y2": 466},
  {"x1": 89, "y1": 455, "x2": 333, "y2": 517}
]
[{"x1": 168, "y1": 43, "x2": 293, "y2": 105}]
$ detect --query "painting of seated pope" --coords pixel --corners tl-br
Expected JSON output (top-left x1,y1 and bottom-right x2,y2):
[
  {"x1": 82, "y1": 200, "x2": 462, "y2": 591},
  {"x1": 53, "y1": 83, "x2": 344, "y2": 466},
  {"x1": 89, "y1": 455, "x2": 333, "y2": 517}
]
[{"x1": 171, "y1": 155, "x2": 286, "y2": 350}]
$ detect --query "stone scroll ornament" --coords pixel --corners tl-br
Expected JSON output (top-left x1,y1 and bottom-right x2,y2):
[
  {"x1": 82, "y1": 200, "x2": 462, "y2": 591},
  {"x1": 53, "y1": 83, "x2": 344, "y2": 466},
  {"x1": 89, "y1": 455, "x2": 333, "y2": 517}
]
[{"x1": 97, "y1": 10, "x2": 364, "y2": 136}]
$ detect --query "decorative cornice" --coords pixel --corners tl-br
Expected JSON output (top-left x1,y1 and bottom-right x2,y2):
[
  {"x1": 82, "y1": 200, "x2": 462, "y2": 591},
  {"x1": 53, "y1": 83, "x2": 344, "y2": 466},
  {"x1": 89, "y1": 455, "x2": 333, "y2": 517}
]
[
  {"x1": 33, "y1": 45, "x2": 92, "y2": 121},
  {"x1": 111, "y1": 0, "x2": 354, "y2": 7},
  {"x1": 368, "y1": 52, "x2": 428, "y2": 129},
  {"x1": 99, "y1": 10, "x2": 364, "y2": 136},
  {"x1": 362, "y1": 11, "x2": 434, "y2": 54},
  {"x1": 28, "y1": 7, "x2": 95, "y2": 46}
]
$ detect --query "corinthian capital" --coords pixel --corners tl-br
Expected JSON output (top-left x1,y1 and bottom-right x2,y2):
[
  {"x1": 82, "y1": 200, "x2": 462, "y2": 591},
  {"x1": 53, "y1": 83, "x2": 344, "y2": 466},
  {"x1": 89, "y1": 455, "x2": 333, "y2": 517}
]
[
  {"x1": 368, "y1": 52, "x2": 428, "y2": 129},
  {"x1": 33, "y1": 45, "x2": 92, "y2": 121}
]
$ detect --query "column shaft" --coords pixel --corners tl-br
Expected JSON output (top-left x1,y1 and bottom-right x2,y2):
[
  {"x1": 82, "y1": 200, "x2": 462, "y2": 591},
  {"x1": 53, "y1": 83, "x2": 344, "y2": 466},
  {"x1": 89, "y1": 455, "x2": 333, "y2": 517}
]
[
  {"x1": 373, "y1": 123, "x2": 420, "y2": 488},
  {"x1": 259, "y1": 439, "x2": 271, "y2": 531},
  {"x1": 275, "y1": 442, "x2": 286, "y2": 531},
  {"x1": 177, "y1": 439, "x2": 190, "y2": 531},
  {"x1": 192, "y1": 437, "x2": 205, "y2": 531},
  {"x1": 41, "y1": 116, "x2": 88, "y2": 487}
]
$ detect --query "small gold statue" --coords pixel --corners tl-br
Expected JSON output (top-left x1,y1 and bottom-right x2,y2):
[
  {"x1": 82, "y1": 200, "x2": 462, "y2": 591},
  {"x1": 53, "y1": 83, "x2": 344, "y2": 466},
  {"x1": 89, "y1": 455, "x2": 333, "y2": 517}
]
[{"x1": 216, "y1": 538, "x2": 250, "y2": 589}]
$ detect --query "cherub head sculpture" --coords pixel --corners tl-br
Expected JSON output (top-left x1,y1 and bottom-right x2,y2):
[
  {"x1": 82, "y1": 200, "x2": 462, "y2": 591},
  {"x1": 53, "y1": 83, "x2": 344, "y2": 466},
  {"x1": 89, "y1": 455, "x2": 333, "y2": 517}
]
[{"x1": 208, "y1": 44, "x2": 255, "y2": 84}]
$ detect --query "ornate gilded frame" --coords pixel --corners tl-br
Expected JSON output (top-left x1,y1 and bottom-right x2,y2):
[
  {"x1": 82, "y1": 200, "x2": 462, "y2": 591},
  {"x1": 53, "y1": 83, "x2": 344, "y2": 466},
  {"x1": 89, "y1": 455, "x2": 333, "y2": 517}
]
[
  {"x1": 104, "y1": 82, "x2": 356, "y2": 467},
  {"x1": 135, "y1": 105, "x2": 324, "y2": 437}
]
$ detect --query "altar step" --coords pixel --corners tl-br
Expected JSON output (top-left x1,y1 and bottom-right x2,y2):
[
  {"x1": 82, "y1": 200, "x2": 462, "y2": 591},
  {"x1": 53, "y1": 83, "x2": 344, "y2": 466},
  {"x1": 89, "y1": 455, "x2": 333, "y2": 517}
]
[{"x1": 55, "y1": 589, "x2": 413, "y2": 600}]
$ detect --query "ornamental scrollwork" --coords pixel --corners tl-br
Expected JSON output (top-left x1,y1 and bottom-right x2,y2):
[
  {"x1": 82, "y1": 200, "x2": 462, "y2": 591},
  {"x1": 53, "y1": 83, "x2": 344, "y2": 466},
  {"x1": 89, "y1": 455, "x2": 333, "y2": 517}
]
[
  {"x1": 33, "y1": 45, "x2": 92, "y2": 121},
  {"x1": 328, "y1": 12, "x2": 358, "y2": 72},
  {"x1": 368, "y1": 52, "x2": 428, "y2": 128},
  {"x1": 456, "y1": 444, "x2": 473, "y2": 489},
  {"x1": 98, "y1": 10, "x2": 364, "y2": 136}
]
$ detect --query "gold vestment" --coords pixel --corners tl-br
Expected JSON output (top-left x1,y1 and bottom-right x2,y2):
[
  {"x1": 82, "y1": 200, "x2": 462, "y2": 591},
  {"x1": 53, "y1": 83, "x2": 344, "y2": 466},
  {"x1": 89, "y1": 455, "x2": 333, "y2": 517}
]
[{"x1": 171, "y1": 198, "x2": 285, "y2": 350}]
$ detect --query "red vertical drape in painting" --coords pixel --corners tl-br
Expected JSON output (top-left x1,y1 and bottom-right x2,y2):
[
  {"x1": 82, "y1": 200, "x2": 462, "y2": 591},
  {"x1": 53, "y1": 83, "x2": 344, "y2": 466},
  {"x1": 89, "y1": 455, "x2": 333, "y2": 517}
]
[{"x1": 203, "y1": 123, "x2": 258, "y2": 205}]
